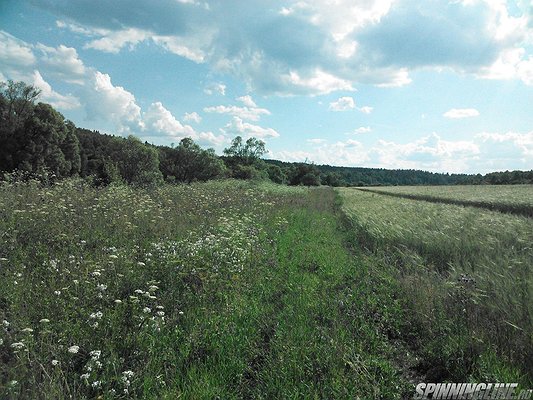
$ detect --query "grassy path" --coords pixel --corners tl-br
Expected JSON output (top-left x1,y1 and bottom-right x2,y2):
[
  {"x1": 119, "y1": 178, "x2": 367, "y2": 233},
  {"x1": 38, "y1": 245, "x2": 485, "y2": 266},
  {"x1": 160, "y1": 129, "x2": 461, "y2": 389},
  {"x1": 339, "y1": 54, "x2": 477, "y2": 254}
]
[
  {"x1": 220, "y1": 188, "x2": 411, "y2": 398},
  {"x1": 170, "y1": 188, "x2": 413, "y2": 398}
]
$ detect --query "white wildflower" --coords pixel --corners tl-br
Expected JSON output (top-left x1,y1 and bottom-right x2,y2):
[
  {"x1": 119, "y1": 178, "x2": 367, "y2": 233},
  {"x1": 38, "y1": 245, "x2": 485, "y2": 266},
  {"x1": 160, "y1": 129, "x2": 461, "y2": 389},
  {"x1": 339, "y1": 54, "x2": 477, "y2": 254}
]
[
  {"x1": 89, "y1": 350, "x2": 101, "y2": 360},
  {"x1": 122, "y1": 370, "x2": 134, "y2": 379},
  {"x1": 11, "y1": 342, "x2": 24, "y2": 350},
  {"x1": 39, "y1": 319, "x2": 50, "y2": 323},
  {"x1": 68, "y1": 345, "x2": 80, "y2": 354},
  {"x1": 143, "y1": 307, "x2": 151, "y2": 314},
  {"x1": 80, "y1": 373, "x2": 90, "y2": 380},
  {"x1": 21, "y1": 328, "x2": 33, "y2": 333},
  {"x1": 52, "y1": 359, "x2": 59, "y2": 366}
]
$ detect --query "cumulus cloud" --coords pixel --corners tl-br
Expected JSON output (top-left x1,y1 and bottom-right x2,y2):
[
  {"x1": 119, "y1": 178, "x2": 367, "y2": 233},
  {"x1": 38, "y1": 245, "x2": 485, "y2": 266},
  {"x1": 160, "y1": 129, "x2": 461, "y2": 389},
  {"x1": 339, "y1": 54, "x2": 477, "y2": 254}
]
[
  {"x1": 371, "y1": 133, "x2": 480, "y2": 172},
  {"x1": 476, "y1": 131, "x2": 533, "y2": 157},
  {"x1": 32, "y1": 71, "x2": 81, "y2": 110},
  {"x1": 0, "y1": 31, "x2": 36, "y2": 80},
  {"x1": 35, "y1": 43, "x2": 86, "y2": 83},
  {"x1": 329, "y1": 96, "x2": 355, "y2": 111},
  {"x1": 443, "y1": 108, "x2": 480, "y2": 119},
  {"x1": 34, "y1": 0, "x2": 533, "y2": 93},
  {"x1": 328, "y1": 96, "x2": 374, "y2": 113},
  {"x1": 222, "y1": 116, "x2": 279, "y2": 139},
  {"x1": 183, "y1": 111, "x2": 202, "y2": 124},
  {"x1": 83, "y1": 71, "x2": 144, "y2": 134},
  {"x1": 276, "y1": 138, "x2": 369, "y2": 166},
  {"x1": 282, "y1": 69, "x2": 355, "y2": 95}
]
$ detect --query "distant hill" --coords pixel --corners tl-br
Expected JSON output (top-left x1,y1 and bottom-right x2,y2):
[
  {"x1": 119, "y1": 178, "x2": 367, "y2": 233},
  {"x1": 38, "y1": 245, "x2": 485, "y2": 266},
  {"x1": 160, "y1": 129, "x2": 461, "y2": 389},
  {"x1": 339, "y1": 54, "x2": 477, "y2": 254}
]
[{"x1": 265, "y1": 159, "x2": 533, "y2": 186}]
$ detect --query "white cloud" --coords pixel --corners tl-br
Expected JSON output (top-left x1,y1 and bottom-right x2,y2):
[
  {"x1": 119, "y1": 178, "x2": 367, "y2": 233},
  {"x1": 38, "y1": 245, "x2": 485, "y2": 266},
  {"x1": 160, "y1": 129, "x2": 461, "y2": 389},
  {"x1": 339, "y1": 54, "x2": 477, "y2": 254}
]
[
  {"x1": 144, "y1": 102, "x2": 195, "y2": 137},
  {"x1": 0, "y1": 31, "x2": 36, "y2": 79},
  {"x1": 353, "y1": 126, "x2": 372, "y2": 134},
  {"x1": 283, "y1": 69, "x2": 355, "y2": 95},
  {"x1": 443, "y1": 108, "x2": 480, "y2": 119},
  {"x1": 144, "y1": 102, "x2": 225, "y2": 146},
  {"x1": 56, "y1": 20, "x2": 99, "y2": 36},
  {"x1": 35, "y1": 43, "x2": 86, "y2": 84},
  {"x1": 236, "y1": 95, "x2": 257, "y2": 108},
  {"x1": 33, "y1": 0, "x2": 533, "y2": 94},
  {"x1": 222, "y1": 116, "x2": 279, "y2": 139},
  {"x1": 276, "y1": 138, "x2": 369, "y2": 166},
  {"x1": 204, "y1": 105, "x2": 270, "y2": 121},
  {"x1": 329, "y1": 96, "x2": 355, "y2": 111},
  {"x1": 183, "y1": 111, "x2": 202, "y2": 124},
  {"x1": 84, "y1": 28, "x2": 151, "y2": 53},
  {"x1": 372, "y1": 133, "x2": 480, "y2": 172},
  {"x1": 359, "y1": 106, "x2": 373, "y2": 114},
  {"x1": 476, "y1": 131, "x2": 533, "y2": 157},
  {"x1": 204, "y1": 82, "x2": 226, "y2": 96},
  {"x1": 152, "y1": 35, "x2": 206, "y2": 63},
  {"x1": 84, "y1": 71, "x2": 144, "y2": 134},
  {"x1": 31, "y1": 71, "x2": 81, "y2": 110}
]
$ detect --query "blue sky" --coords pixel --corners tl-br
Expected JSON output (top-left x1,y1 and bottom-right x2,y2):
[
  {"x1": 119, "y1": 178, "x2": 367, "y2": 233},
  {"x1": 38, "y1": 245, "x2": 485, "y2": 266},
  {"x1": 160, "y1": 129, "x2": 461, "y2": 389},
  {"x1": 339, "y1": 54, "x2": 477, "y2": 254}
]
[{"x1": 1, "y1": 0, "x2": 532, "y2": 173}]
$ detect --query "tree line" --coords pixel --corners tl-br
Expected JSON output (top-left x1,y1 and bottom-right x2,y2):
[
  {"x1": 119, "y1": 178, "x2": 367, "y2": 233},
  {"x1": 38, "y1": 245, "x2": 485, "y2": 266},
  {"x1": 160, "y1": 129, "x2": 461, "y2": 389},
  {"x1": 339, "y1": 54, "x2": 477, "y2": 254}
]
[{"x1": 1, "y1": 80, "x2": 531, "y2": 187}]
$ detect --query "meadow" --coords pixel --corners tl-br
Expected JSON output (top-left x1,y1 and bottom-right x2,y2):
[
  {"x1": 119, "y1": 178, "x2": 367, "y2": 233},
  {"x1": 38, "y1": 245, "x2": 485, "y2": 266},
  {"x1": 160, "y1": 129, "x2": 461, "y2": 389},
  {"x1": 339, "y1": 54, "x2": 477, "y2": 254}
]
[
  {"x1": 0, "y1": 178, "x2": 416, "y2": 399},
  {"x1": 1, "y1": 178, "x2": 531, "y2": 399}
]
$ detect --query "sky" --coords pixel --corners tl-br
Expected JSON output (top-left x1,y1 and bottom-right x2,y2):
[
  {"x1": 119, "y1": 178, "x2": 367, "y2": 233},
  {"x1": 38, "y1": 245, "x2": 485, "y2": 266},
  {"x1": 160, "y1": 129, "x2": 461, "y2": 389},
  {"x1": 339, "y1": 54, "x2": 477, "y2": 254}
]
[{"x1": 0, "y1": 0, "x2": 532, "y2": 174}]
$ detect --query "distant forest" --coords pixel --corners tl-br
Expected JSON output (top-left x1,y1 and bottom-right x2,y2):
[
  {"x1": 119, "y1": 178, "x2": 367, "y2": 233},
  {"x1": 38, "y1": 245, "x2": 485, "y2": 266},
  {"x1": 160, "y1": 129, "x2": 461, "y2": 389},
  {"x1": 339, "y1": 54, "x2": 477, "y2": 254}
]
[{"x1": 1, "y1": 80, "x2": 532, "y2": 187}]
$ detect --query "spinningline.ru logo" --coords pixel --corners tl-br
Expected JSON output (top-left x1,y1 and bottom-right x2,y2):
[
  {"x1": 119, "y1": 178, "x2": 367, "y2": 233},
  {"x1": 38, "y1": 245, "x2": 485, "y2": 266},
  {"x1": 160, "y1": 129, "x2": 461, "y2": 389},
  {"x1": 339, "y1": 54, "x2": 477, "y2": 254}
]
[{"x1": 414, "y1": 383, "x2": 532, "y2": 399}]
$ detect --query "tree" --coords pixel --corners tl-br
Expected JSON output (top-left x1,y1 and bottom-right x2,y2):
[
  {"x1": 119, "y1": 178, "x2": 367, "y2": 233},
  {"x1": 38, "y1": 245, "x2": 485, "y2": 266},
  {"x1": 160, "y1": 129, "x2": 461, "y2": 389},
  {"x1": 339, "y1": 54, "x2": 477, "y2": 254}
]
[
  {"x1": 223, "y1": 136, "x2": 266, "y2": 166},
  {"x1": 0, "y1": 81, "x2": 41, "y2": 172},
  {"x1": 117, "y1": 136, "x2": 163, "y2": 186},
  {"x1": 159, "y1": 138, "x2": 225, "y2": 183}
]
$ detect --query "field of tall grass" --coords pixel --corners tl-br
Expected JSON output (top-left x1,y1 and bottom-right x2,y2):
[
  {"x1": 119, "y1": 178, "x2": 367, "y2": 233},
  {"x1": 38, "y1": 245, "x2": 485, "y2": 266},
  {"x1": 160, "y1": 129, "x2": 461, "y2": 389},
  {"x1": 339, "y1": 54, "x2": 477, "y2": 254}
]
[
  {"x1": 1, "y1": 178, "x2": 418, "y2": 399},
  {"x1": 359, "y1": 185, "x2": 533, "y2": 217},
  {"x1": 339, "y1": 188, "x2": 533, "y2": 384},
  {"x1": 2, "y1": 178, "x2": 531, "y2": 398}
]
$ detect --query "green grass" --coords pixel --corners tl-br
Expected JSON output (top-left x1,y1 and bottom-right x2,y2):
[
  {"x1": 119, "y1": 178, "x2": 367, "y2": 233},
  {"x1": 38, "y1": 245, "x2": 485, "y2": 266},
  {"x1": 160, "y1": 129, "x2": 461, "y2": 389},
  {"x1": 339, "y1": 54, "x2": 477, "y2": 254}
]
[
  {"x1": 1, "y1": 179, "x2": 415, "y2": 399},
  {"x1": 3, "y1": 179, "x2": 531, "y2": 398},
  {"x1": 339, "y1": 188, "x2": 533, "y2": 385}
]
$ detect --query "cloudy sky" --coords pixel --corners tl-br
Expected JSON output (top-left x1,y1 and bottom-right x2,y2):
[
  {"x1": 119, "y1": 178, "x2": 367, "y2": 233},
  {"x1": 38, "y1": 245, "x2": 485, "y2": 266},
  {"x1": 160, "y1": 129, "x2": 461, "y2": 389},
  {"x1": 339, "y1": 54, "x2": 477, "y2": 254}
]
[{"x1": 1, "y1": 0, "x2": 532, "y2": 173}]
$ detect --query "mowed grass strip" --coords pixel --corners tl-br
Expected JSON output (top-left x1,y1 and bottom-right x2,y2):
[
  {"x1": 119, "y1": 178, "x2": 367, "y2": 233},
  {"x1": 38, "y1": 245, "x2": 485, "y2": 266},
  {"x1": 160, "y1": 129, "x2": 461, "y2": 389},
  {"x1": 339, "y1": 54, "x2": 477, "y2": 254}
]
[{"x1": 339, "y1": 188, "x2": 533, "y2": 385}]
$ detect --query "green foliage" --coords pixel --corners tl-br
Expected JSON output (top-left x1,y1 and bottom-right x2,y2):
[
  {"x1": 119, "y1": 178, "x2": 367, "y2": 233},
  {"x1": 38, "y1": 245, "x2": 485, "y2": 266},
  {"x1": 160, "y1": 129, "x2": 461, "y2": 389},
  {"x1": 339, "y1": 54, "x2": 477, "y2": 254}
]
[
  {"x1": 159, "y1": 137, "x2": 225, "y2": 183},
  {"x1": 266, "y1": 164, "x2": 287, "y2": 184},
  {"x1": 223, "y1": 136, "x2": 266, "y2": 166},
  {"x1": 0, "y1": 82, "x2": 81, "y2": 179},
  {"x1": 117, "y1": 136, "x2": 163, "y2": 187},
  {"x1": 288, "y1": 162, "x2": 321, "y2": 186}
]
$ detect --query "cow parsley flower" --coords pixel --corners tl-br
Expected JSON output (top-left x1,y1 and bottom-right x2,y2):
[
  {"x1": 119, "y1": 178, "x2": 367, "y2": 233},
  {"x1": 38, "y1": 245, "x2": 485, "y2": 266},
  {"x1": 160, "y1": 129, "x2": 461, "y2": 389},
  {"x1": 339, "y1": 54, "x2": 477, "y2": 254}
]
[{"x1": 68, "y1": 345, "x2": 80, "y2": 354}]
